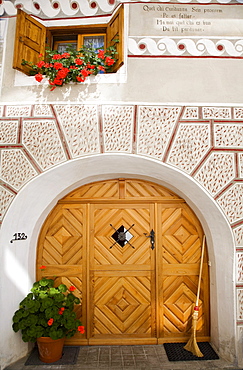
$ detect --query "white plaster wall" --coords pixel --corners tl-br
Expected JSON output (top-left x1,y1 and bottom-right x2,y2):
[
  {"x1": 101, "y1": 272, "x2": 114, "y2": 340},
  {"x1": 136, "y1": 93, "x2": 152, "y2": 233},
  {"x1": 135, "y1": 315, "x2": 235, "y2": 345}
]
[
  {"x1": 1, "y1": 14, "x2": 243, "y2": 104},
  {"x1": 0, "y1": 154, "x2": 236, "y2": 369}
]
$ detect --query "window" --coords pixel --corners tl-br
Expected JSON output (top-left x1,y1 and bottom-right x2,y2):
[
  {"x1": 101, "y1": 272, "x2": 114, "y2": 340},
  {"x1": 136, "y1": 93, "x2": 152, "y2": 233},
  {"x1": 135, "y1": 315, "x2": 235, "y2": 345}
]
[{"x1": 13, "y1": 5, "x2": 124, "y2": 75}]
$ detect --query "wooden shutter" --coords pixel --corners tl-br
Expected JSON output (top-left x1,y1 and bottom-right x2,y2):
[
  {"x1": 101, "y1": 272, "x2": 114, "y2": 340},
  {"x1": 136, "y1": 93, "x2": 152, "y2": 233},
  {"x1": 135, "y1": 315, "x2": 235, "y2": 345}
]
[
  {"x1": 13, "y1": 9, "x2": 46, "y2": 75},
  {"x1": 107, "y1": 5, "x2": 124, "y2": 72}
]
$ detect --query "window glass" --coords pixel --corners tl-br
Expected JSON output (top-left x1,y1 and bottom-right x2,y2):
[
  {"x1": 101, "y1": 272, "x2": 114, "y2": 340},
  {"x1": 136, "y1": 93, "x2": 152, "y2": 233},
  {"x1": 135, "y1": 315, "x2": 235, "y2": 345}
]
[
  {"x1": 54, "y1": 41, "x2": 78, "y2": 53},
  {"x1": 83, "y1": 35, "x2": 105, "y2": 49}
]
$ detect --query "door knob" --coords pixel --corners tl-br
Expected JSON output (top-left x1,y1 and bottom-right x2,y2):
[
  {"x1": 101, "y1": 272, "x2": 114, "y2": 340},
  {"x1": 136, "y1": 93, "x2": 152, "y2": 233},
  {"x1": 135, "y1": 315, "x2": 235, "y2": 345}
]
[{"x1": 144, "y1": 229, "x2": 155, "y2": 250}]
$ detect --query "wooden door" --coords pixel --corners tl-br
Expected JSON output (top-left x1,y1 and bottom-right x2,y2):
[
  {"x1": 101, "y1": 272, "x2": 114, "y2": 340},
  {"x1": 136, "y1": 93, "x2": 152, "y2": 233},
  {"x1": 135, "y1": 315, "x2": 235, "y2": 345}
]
[
  {"x1": 88, "y1": 204, "x2": 156, "y2": 344},
  {"x1": 157, "y1": 204, "x2": 209, "y2": 343},
  {"x1": 37, "y1": 179, "x2": 210, "y2": 345}
]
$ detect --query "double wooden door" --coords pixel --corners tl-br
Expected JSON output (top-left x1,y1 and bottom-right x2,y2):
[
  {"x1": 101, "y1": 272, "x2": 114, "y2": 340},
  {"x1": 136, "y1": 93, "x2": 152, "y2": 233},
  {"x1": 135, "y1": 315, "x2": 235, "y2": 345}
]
[{"x1": 37, "y1": 179, "x2": 209, "y2": 345}]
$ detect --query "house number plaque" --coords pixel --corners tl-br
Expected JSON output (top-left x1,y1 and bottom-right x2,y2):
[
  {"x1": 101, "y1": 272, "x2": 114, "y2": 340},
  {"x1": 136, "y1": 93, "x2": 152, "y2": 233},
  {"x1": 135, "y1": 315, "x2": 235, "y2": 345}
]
[{"x1": 10, "y1": 233, "x2": 28, "y2": 243}]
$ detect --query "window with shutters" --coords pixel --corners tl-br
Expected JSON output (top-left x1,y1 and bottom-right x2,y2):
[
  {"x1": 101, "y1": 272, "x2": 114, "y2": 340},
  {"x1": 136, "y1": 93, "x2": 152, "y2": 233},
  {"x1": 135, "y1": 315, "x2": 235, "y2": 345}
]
[{"x1": 13, "y1": 5, "x2": 124, "y2": 76}]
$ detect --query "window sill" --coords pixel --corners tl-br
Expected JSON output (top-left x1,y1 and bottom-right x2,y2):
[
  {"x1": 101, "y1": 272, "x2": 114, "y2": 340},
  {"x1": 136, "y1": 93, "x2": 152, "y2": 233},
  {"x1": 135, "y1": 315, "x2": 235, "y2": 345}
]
[{"x1": 14, "y1": 65, "x2": 127, "y2": 87}]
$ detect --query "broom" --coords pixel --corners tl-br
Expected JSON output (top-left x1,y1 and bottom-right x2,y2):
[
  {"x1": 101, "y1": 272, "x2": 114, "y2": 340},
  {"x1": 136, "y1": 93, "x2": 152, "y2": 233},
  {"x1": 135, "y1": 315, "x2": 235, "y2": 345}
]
[{"x1": 184, "y1": 235, "x2": 206, "y2": 357}]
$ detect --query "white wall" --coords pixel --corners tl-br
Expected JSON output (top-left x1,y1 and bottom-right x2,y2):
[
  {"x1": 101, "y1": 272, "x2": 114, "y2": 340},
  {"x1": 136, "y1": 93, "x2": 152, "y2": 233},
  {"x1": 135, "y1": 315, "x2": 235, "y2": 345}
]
[
  {"x1": 0, "y1": 3, "x2": 241, "y2": 368},
  {"x1": 1, "y1": 13, "x2": 243, "y2": 104}
]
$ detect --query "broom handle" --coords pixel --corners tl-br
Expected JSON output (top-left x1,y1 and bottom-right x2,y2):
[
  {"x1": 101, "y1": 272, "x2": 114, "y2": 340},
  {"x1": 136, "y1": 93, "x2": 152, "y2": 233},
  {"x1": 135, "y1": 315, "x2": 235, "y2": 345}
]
[{"x1": 195, "y1": 235, "x2": 205, "y2": 307}]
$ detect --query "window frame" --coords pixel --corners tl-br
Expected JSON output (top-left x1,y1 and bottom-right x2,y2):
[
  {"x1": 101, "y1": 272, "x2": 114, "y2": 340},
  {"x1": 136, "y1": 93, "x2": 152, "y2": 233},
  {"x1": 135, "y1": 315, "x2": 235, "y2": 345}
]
[{"x1": 13, "y1": 5, "x2": 124, "y2": 75}]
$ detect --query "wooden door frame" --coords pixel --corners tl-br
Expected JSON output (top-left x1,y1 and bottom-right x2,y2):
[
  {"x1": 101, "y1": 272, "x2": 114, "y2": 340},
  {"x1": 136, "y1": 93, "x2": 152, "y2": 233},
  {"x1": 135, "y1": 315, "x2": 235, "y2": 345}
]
[{"x1": 36, "y1": 179, "x2": 210, "y2": 345}]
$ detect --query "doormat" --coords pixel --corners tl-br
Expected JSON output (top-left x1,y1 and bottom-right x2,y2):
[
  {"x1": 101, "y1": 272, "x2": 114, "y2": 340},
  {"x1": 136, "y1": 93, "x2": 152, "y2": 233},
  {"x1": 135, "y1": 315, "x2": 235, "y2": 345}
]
[
  {"x1": 164, "y1": 342, "x2": 219, "y2": 361},
  {"x1": 25, "y1": 346, "x2": 80, "y2": 366}
]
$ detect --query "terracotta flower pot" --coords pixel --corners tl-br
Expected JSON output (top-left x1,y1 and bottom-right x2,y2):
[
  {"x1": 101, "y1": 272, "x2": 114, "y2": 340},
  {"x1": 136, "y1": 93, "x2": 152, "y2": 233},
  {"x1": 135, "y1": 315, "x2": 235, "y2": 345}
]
[{"x1": 37, "y1": 337, "x2": 65, "y2": 363}]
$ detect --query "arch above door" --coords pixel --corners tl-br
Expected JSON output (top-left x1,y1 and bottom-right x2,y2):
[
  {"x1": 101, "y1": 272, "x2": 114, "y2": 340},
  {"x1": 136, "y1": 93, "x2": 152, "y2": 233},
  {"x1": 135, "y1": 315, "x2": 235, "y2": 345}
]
[
  {"x1": 0, "y1": 155, "x2": 236, "y2": 365},
  {"x1": 37, "y1": 179, "x2": 210, "y2": 345}
]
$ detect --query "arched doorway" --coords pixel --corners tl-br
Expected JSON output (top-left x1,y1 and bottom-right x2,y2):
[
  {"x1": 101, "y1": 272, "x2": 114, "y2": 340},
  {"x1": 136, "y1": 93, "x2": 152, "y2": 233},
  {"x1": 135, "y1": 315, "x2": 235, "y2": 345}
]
[{"x1": 37, "y1": 178, "x2": 209, "y2": 345}]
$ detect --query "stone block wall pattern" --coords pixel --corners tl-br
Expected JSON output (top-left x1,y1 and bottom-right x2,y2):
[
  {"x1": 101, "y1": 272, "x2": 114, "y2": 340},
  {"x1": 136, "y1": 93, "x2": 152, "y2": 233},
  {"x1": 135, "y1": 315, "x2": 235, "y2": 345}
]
[{"x1": 1, "y1": 102, "x2": 243, "y2": 332}]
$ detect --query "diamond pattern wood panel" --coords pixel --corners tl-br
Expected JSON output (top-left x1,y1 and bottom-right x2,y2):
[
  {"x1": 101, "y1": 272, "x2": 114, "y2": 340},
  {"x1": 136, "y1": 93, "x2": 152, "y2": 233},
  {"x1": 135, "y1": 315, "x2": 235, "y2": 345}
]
[
  {"x1": 37, "y1": 179, "x2": 209, "y2": 344},
  {"x1": 42, "y1": 206, "x2": 84, "y2": 265},
  {"x1": 92, "y1": 276, "x2": 152, "y2": 336},
  {"x1": 90, "y1": 204, "x2": 156, "y2": 339},
  {"x1": 158, "y1": 204, "x2": 209, "y2": 338},
  {"x1": 37, "y1": 204, "x2": 87, "y2": 342},
  {"x1": 92, "y1": 205, "x2": 152, "y2": 266},
  {"x1": 64, "y1": 180, "x2": 119, "y2": 200}
]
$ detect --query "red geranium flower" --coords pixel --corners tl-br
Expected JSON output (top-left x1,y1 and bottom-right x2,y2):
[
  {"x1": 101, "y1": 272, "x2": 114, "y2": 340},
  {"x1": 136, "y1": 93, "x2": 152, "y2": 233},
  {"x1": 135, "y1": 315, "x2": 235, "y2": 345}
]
[
  {"x1": 87, "y1": 63, "x2": 95, "y2": 69},
  {"x1": 39, "y1": 265, "x2": 46, "y2": 269},
  {"x1": 58, "y1": 307, "x2": 65, "y2": 315},
  {"x1": 37, "y1": 60, "x2": 45, "y2": 68},
  {"x1": 57, "y1": 67, "x2": 69, "y2": 79},
  {"x1": 81, "y1": 68, "x2": 90, "y2": 77},
  {"x1": 69, "y1": 286, "x2": 76, "y2": 292},
  {"x1": 78, "y1": 326, "x2": 85, "y2": 334},
  {"x1": 74, "y1": 58, "x2": 83, "y2": 65},
  {"x1": 105, "y1": 56, "x2": 115, "y2": 66},
  {"x1": 53, "y1": 62, "x2": 63, "y2": 70},
  {"x1": 47, "y1": 318, "x2": 54, "y2": 326},
  {"x1": 98, "y1": 66, "x2": 105, "y2": 72},
  {"x1": 35, "y1": 73, "x2": 43, "y2": 82},
  {"x1": 76, "y1": 76, "x2": 85, "y2": 82},
  {"x1": 53, "y1": 54, "x2": 62, "y2": 60},
  {"x1": 53, "y1": 78, "x2": 63, "y2": 85},
  {"x1": 61, "y1": 52, "x2": 70, "y2": 58},
  {"x1": 98, "y1": 49, "x2": 105, "y2": 59}
]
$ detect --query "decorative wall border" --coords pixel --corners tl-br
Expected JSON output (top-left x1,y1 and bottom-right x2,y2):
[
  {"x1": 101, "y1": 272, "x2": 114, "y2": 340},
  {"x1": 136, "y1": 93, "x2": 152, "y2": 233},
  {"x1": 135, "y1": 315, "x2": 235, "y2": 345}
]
[
  {"x1": 1, "y1": 0, "x2": 242, "y2": 19},
  {"x1": 128, "y1": 37, "x2": 243, "y2": 58}
]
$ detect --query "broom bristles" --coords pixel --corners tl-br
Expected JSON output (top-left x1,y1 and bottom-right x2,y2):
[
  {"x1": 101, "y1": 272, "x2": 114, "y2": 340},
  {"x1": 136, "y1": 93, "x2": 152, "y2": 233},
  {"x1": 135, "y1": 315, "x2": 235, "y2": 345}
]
[
  {"x1": 184, "y1": 335, "x2": 203, "y2": 357},
  {"x1": 184, "y1": 236, "x2": 206, "y2": 358},
  {"x1": 184, "y1": 308, "x2": 204, "y2": 357}
]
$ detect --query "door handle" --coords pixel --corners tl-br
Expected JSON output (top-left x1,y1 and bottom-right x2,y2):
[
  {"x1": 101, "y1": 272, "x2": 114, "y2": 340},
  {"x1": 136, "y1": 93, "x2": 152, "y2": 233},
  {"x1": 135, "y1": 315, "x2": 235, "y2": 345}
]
[{"x1": 144, "y1": 229, "x2": 155, "y2": 250}]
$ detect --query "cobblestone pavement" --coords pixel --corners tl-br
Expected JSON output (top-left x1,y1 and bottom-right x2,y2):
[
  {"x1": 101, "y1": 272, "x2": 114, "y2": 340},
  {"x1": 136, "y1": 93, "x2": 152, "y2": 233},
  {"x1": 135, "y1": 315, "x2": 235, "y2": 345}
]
[{"x1": 4, "y1": 345, "x2": 243, "y2": 370}]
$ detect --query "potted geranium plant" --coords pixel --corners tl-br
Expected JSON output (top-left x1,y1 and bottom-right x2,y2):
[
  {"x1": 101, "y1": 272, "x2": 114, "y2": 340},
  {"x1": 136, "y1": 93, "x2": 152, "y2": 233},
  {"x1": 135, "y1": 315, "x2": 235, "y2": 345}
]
[
  {"x1": 21, "y1": 43, "x2": 118, "y2": 91},
  {"x1": 12, "y1": 272, "x2": 85, "y2": 363}
]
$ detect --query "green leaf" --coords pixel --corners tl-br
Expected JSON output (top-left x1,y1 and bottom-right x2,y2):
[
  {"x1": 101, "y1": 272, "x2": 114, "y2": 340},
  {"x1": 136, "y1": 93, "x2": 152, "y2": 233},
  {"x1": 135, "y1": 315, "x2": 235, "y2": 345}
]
[
  {"x1": 58, "y1": 284, "x2": 67, "y2": 293},
  {"x1": 12, "y1": 322, "x2": 20, "y2": 332},
  {"x1": 49, "y1": 327, "x2": 65, "y2": 340},
  {"x1": 12, "y1": 309, "x2": 25, "y2": 323}
]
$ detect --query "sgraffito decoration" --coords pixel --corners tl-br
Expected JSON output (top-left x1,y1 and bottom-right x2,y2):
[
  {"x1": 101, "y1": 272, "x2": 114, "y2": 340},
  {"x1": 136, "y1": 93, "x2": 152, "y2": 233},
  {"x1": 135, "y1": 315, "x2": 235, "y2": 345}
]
[
  {"x1": 1, "y1": 0, "x2": 243, "y2": 19},
  {"x1": 1, "y1": 103, "x2": 243, "y2": 325}
]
